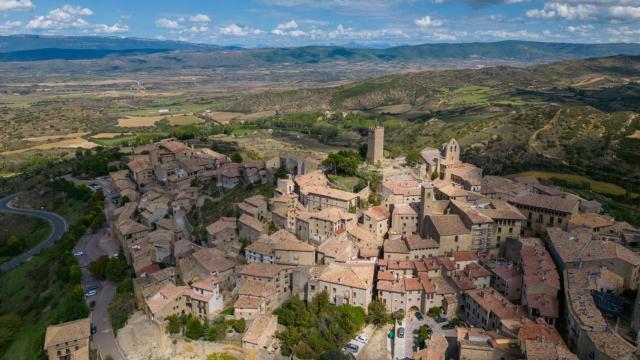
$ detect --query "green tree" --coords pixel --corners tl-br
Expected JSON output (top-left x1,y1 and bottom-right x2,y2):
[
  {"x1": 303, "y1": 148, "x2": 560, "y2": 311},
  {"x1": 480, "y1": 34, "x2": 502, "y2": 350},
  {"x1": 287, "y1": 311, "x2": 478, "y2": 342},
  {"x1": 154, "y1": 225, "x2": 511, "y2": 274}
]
[
  {"x1": 232, "y1": 318, "x2": 246, "y2": 333},
  {"x1": 207, "y1": 353, "x2": 237, "y2": 360},
  {"x1": 418, "y1": 325, "x2": 430, "y2": 349},
  {"x1": 105, "y1": 256, "x2": 128, "y2": 282},
  {"x1": 428, "y1": 306, "x2": 441, "y2": 318},
  {"x1": 319, "y1": 350, "x2": 355, "y2": 360},
  {"x1": 367, "y1": 298, "x2": 390, "y2": 326},
  {"x1": 88, "y1": 255, "x2": 109, "y2": 279},
  {"x1": 185, "y1": 317, "x2": 204, "y2": 339},
  {"x1": 431, "y1": 169, "x2": 440, "y2": 180},
  {"x1": 166, "y1": 315, "x2": 181, "y2": 334},
  {"x1": 275, "y1": 165, "x2": 289, "y2": 179},
  {"x1": 0, "y1": 313, "x2": 22, "y2": 349},
  {"x1": 230, "y1": 152, "x2": 243, "y2": 163},
  {"x1": 405, "y1": 149, "x2": 420, "y2": 167}
]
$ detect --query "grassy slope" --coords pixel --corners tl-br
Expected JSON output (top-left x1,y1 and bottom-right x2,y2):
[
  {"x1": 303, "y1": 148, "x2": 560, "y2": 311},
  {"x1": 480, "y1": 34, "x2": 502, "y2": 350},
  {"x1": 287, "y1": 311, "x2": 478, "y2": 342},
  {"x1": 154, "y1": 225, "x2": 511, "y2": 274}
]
[
  {"x1": 0, "y1": 214, "x2": 52, "y2": 264},
  {"x1": 0, "y1": 193, "x2": 89, "y2": 359}
]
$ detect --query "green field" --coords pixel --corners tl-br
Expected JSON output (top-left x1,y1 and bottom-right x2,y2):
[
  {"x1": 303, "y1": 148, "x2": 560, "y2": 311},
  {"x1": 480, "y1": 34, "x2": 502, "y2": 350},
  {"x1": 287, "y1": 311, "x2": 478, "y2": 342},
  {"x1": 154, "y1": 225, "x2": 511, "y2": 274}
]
[
  {"x1": 328, "y1": 175, "x2": 361, "y2": 192},
  {"x1": 506, "y1": 171, "x2": 629, "y2": 196}
]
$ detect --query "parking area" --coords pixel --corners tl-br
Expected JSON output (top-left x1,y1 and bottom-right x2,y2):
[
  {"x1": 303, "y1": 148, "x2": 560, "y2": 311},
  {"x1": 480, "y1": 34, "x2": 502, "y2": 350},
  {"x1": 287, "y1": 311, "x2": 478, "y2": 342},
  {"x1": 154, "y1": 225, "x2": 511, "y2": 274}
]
[{"x1": 394, "y1": 312, "x2": 458, "y2": 359}]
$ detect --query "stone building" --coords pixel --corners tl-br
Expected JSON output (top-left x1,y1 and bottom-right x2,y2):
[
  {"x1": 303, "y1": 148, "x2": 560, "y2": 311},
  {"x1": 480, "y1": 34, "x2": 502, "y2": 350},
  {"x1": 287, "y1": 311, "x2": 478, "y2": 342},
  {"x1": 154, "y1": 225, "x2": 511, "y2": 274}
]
[{"x1": 367, "y1": 125, "x2": 384, "y2": 165}]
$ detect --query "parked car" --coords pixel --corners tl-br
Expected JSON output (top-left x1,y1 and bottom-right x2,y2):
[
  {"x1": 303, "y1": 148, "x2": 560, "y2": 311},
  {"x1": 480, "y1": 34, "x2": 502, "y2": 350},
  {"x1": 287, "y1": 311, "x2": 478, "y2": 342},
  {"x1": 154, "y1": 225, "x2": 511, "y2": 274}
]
[
  {"x1": 356, "y1": 334, "x2": 369, "y2": 344},
  {"x1": 111, "y1": 198, "x2": 119, "y2": 204},
  {"x1": 91, "y1": 324, "x2": 97, "y2": 335},
  {"x1": 442, "y1": 323, "x2": 456, "y2": 330},
  {"x1": 73, "y1": 251, "x2": 84, "y2": 257},
  {"x1": 85, "y1": 289, "x2": 97, "y2": 297},
  {"x1": 344, "y1": 343, "x2": 359, "y2": 353},
  {"x1": 85, "y1": 285, "x2": 98, "y2": 291},
  {"x1": 397, "y1": 327, "x2": 405, "y2": 338},
  {"x1": 89, "y1": 301, "x2": 96, "y2": 309},
  {"x1": 89, "y1": 183, "x2": 101, "y2": 190},
  {"x1": 435, "y1": 317, "x2": 447, "y2": 323},
  {"x1": 415, "y1": 312, "x2": 424, "y2": 321}
]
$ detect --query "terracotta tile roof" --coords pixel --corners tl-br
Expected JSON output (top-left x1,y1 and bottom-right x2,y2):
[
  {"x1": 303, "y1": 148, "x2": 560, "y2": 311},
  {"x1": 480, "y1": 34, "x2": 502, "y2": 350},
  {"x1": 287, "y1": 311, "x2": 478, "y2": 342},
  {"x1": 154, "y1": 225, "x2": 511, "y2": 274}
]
[
  {"x1": 44, "y1": 318, "x2": 90, "y2": 348},
  {"x1": 377, "y1": 270, "x2": 396, "y2": 281},
  {"x1": 163, "y1": 140, "x2": 191, "y2": 154},
  {"x1": 510, "y1": 194, "x2": 578, "y2": 214},
  {"x1": 452, "y1": 250, "x2": 478, "y2": 262},
  {"x1": 145, "y1": 283, "x2": 189, "y2": 315},
  {"x1": 273, "y1": 235, "x2": 315, "y2": 252},
  {"x1": 364, "y1": 205, "x2": 390, "y2": 221},
  {"x1": 238, "y1": 279, "x2": 277, "y2": 298},
  {"x1": 192, "y1": 248, "x2": 236, "y2": 273},
  {"x1": 128, "y1": 158, "x2": 152, "y2": 173},
  {"x1": 587, "y1": 331, "x2": 637, "y2": 359},
  {"x1": 239, "y1": 263, "x2": 293, "y2": 279},
  {"x1": 117, "y1": 218, "x2": 149, "y2": 235},
  {"x1": 244, "y1": 195, "x2": 267, "y2": 208},
  {"x1": 569, "y1": 213, "x2": 615, "y2": 230},
  {"x1": 434, "y1": 181, "x2": 468, "y2": 198},
  {"x1": 294, "y1": 170, "x2": 327, "y2": 187},
  {"x1": 384, "y1": 238, "x2": 409, "y2": 254},
  {"x1": 317, "y1": 237, "x2": 354, "y2": 262},
  {"x1": 436, "y1": 256, "x2": 456, "y2": 271},
  {"x1": 302, "y1": 185, "x2": 358, "y2": 202},
  {"x1": 206, "y1": 217, "x2": 237, "y2": 235},
  {"x1": 358, "y1": 244, "x2": 380, "y2": 258},
  {"x1": 518, "y1": 319, "x2": 565, "y2": 346},
  {"x1": 346, "y1": 224, "x2": 376, "y2": 243},
  {"x1": 405, "y1": 234, "x2": 439, "y2": 250},
  {"x1": 317, "y1": 263, "x2": 374, "y2": 290},
  {"x1": 239, "y1": 214, "x2": 264, "y2": 232},
  {"x1": 428, "y1": 215, "x2": 469, "y2": 236},
  {"x1": 191, "y1": 276, "x2": 220, "y2": 292},
  {"x1": 392, "y1": 203, "x2": 417, "y2": 216},
  {"x1": 465, "y1": 288, "x2": 526, "y2": 321},
  {"x1": 155, "y1": 218, "x2": 178, "y2": 232},
  {"x1": 464, "y1": 262, "x2": 491, "y2": 279},
  {"x1": 527, "y1": 293, "x2": 559, "y2": 318},
  {"x1": 311, "y1": 207, "x2": 355, "y2": 223},
  {"x1": 524, "y1": 340, "x2": 578, "y2": 360},
  {"x1": 382, "y1": 179, "x2": 421, "y2": 197},
  {"x1": 242, "y1": 314, "x2": 277, "y2": 345},
  {"x1": 234, "y1": 295, "x2": 264, "y2": 310}
]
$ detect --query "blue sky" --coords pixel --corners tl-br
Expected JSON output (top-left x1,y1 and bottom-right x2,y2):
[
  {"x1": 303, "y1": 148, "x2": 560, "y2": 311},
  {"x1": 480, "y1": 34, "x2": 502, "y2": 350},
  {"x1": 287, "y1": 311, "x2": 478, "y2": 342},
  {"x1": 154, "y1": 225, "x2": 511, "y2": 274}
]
[{"x1": 1, "y1": 0, "x2": 639, "y2": 47}]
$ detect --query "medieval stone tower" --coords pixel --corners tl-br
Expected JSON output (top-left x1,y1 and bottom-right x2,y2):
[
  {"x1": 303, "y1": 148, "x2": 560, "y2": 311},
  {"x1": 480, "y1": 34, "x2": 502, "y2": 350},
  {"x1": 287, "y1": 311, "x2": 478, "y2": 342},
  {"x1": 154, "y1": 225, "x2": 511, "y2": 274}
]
[
  {"x1": 418, "y1": 182, "x2": 435, "y2": 237},
  {"x1": 367, "y1": 126, "x2": 384, "y2": 165},
  {"x1": 443, "y1": 138, "x2": 460, "y2": 163}
]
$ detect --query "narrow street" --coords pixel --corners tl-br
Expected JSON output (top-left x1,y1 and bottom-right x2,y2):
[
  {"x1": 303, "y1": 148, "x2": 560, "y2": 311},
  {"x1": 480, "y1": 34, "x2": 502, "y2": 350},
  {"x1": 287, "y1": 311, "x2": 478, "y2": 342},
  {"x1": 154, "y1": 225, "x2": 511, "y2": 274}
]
[{"x1": 72, "y1": 177, "x2": 124, "y2": 359}]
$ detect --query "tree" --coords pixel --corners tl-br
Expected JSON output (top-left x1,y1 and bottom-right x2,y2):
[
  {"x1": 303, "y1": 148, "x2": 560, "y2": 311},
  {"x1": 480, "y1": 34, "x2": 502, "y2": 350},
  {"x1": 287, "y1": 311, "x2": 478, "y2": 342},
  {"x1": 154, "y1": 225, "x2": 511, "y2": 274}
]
[
  {"x1": 319, "y1": 350, "x2": 355, "y2": 360},
  {"x1": 367, "y1": 298, "x2": 390, "y2": 326},
  {"x1": 428, "y1": 306, "x2": 441, "y2": 318},
  {"x1": 0, "y1": 313, "x2": 22, "y2": 349},
  {"x1": 405, "y1": 149, "x2": 420, "y2": 167},
  {"x1": 185, "y1": 316, "x2": 204, "y2": 340},
  {"x1": 88, "y1": 255, "x2": 109, "y2": 279},
  {"x1": 230, "y1": 152, "x2": 243, "y2": 163},
  {"x1": 232, "y1": 318, "x2": 246, "y2": 333},
  {"x1": 431, "y1": 169, "x2": 440, "y2": 180},
  {"x1": 418, "y1": 325, "x2": 430, "y2": 349},
  {"x1": 105, "y1": 256, "x2": 128, "y2": 282},
  {"x1": 275, "y1": 165, "x2": 289, "y2": 180},
  {"x1": 322, "y1": 151, "x2": 362, "y2": 176},
  {"x1": 207, "y1": 353, "x2": 237, "y2": 360},
  {"x1": 391, "y1": 309, "x2": 405, "y2": 323},
  {"x1": 268, "y1": 222, "x2": 278, "y2": 235},
  {"x1": 166, "y1": 315, "x2": 181, "y2": 334},
  {"x1": 120, "y1": 195, "x2": 130, "y2": 206}
]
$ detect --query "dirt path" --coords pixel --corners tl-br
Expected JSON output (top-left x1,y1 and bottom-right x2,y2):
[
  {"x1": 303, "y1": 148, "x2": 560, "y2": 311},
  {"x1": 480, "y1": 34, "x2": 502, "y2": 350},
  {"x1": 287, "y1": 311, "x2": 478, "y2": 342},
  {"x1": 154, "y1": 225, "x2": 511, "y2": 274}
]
[
  {"x1": 358, "y1": 325, "x2": 392, "y2": 360},
  {"x1": 528, "y1": 109, "x2": 566, "y2": 162}
]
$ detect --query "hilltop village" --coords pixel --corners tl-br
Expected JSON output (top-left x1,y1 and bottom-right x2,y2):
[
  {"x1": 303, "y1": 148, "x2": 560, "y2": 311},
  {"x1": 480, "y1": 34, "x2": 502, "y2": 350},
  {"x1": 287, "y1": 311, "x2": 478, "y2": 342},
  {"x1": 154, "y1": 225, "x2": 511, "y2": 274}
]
[{"x1": 45, "y1": 126, "x2": 640, "y2": 360}]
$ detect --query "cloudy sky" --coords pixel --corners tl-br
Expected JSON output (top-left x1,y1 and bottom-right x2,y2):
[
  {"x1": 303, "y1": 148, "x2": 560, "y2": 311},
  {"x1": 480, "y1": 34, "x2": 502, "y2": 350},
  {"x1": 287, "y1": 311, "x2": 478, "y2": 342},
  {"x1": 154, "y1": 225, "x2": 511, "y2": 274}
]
[{"x1": 0, "y1": 0, "x2": 639, "y2": 47}]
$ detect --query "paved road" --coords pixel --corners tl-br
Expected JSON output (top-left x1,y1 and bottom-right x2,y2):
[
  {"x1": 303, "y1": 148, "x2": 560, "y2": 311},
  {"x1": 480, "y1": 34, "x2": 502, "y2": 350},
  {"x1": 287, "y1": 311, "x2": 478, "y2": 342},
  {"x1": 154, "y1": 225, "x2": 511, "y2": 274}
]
[
  {"x1": 0, "y1": 193, "x2": 68, "y2": 272},
  {"x1": 75, "y1": 227, "x2": 123, "y2": 360}
]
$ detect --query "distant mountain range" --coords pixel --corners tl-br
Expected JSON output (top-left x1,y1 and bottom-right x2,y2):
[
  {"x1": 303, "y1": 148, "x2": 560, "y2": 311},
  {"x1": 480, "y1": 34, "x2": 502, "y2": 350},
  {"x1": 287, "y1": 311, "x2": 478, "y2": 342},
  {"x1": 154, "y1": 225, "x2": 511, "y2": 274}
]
[{"x1": 1, "y1": 34, "x2": 640, "y2": 65}]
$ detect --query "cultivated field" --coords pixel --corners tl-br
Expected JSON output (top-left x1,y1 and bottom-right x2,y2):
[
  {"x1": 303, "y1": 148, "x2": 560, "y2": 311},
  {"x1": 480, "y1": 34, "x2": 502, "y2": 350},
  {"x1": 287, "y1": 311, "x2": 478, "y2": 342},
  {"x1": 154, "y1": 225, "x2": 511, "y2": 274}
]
[
  {"x1": 507, "y1": 171, "x2": 628, "y2": 196},
  {"x1": 1, "y1": 137, "x2": 99, "y2": 155}
]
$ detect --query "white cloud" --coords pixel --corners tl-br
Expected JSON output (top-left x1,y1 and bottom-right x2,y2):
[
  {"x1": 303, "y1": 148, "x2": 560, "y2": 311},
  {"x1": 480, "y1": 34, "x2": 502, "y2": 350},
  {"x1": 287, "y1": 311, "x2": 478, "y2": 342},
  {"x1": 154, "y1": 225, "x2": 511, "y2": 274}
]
[
  {"x1": 272, "y1": 20, "x2": 301, "y2": 35},
  {"x1": 155, "y1": 18, "x2": 182, "y2": 29},
  {"x1": 0, "y1": 0, "x2": 33, "y2": 11},
  {"x1": 219, "y1": 23, "x2": 263, "y2": 36},
  {"x1": 93, "y1": 23, "x2": 129, "y2": 34},
  {"x1": 414, "y1": 16, "x2": 443, "y2": 28},
  {"x1": 26, "y1": 4, "x2": 94, "y2": 31},
  {"x1": 189, "y1": 14, "x2": 210, "y2": 23},
  {"x1": 526, "y1": 1, "x2": 640, "y2": 22},
  {"x1": 0, "y1": 19, "x2": 21, "y2": 34}
]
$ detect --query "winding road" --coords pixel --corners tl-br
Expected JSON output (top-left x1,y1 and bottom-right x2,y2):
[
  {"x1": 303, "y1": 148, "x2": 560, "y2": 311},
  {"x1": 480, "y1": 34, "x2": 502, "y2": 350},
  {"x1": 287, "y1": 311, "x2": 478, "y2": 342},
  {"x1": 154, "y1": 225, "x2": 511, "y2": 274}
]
[{"x1": 0, "y1": 193, "x2": 68, "y2": 272}]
